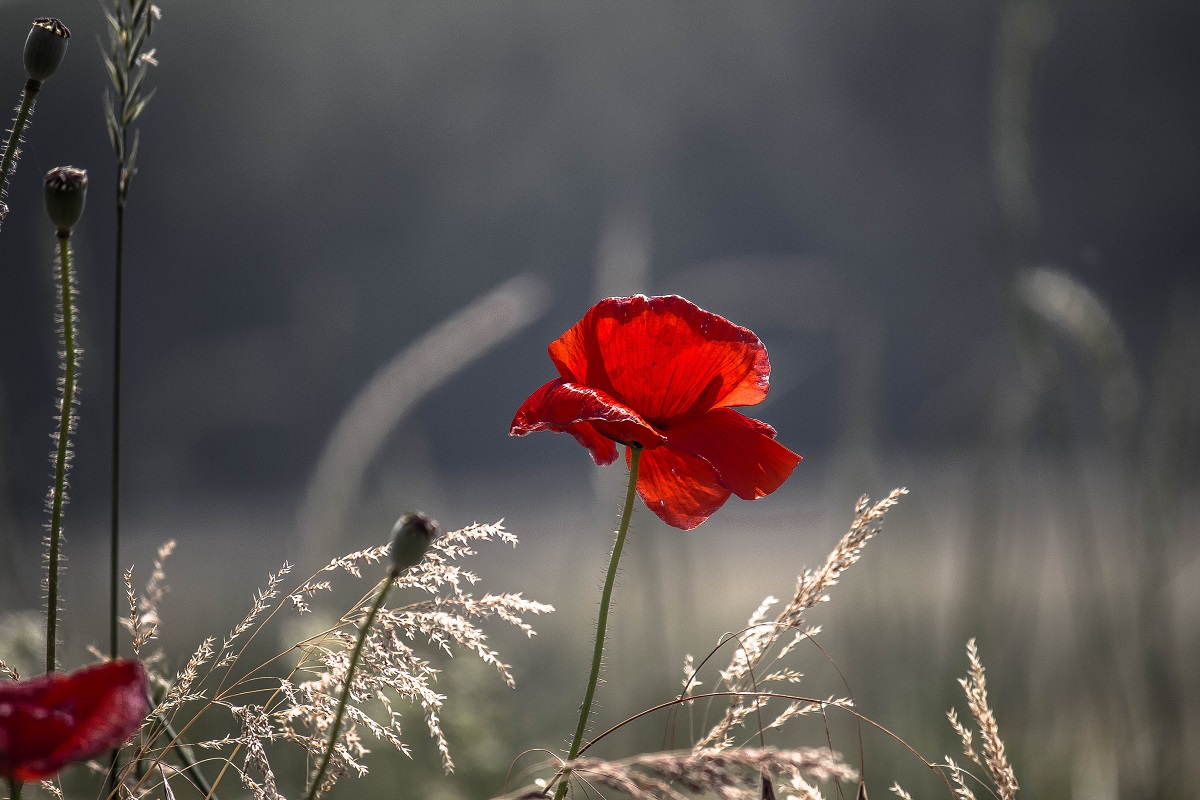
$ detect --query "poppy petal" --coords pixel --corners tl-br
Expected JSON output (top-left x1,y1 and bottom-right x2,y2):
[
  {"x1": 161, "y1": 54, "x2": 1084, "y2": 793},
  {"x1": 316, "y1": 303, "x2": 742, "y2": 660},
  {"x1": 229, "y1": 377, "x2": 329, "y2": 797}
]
[
  {"x1": 631, "y1": 445, "x2": 733, "y2": 530},
  {"x1": 548, "y1": 296, "x2": 770, "y2": 425},
  {"x1": 510, "y1": 379, "x2": 664, "y2": 464},
  {"x1": 0, "y1": 705, "x2": 74, "y2": 781},
  {"x1": 47, "y1": 660, "x2": 148, "y2": 773},
  {"x1": 0, "y1": 659, "x2": 147, "y2": 782},
  {"x1": 665, "y1": 408, "x2": 802, "y2": 501}
]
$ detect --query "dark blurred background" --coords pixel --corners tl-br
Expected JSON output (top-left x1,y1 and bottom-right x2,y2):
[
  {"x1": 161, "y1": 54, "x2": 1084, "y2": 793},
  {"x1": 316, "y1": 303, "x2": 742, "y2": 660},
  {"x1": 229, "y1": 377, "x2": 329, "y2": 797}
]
[{"x1": 0, "y1": 1, "x2": 1197, "y2": 798}]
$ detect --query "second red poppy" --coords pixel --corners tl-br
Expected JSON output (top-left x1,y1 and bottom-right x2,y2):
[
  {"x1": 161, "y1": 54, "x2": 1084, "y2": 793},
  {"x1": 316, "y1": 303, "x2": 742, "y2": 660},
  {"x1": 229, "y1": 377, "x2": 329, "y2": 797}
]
[{"x1": 0, "y1": 658, "x2": 148, "y2": 784}]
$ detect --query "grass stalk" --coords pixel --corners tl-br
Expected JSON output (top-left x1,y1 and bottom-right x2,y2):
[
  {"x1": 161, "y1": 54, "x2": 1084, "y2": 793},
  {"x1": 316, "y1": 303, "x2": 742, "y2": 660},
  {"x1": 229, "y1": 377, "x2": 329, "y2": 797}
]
[
  {"x1": 105, "y1": 1, "x2": 158, "y2": 787},
  {"x1": 554, "y1": 446, "x2": 641, "y2": 800},
  {"x1": 105, "y1": 0, "x2": 155, "y2": 665},
  {"x1": 110, "y1": 188, "x2": 124, "y2": 660}
]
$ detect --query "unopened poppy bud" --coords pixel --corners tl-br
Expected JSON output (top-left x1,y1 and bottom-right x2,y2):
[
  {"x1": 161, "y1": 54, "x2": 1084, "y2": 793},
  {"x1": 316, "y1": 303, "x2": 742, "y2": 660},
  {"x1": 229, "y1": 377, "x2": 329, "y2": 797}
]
[
  {"x1": 388, "y1": 512, "x2": 439, "y2": 572},
  {"x1": 24, "y1": 18, "x2": 70, "y2": 84},
  {"x1": 44, "y1": 166, "x2": 87, "y2": 234}
]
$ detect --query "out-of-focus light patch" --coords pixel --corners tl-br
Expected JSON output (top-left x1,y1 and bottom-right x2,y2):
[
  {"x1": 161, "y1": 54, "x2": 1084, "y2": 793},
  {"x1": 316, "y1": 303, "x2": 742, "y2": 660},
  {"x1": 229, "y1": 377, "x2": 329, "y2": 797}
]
[
  {"x1": 1015, "y1": 266, "x2": 1140, "y2": 429},
  {"x1": 1072, "y1": 738, "x2": 1118, "y2": 800}
]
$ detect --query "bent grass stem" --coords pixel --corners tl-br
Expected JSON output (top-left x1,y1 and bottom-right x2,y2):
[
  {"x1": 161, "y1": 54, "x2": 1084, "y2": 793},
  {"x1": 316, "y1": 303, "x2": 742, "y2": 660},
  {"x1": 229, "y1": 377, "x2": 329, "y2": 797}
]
[
  {"x1": 553, "y1": 446, "x2": 641, "y2": 800},
  {"x1": 46, "y1": 231, "x2": 77, "y2": 673},
  {"x1": 570, "y1": 690, "x2": 955, "y2": 795}
]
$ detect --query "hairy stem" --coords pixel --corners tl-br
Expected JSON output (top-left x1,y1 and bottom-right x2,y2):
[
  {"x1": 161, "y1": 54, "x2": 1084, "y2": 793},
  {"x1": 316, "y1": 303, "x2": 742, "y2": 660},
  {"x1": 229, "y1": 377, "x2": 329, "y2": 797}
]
[
  {"x1": 46, "y1": 231, "x2": 78, "y2": 673},
  {"x1": 304, "y1": 568, "x2": 400, "y2": 800},
  {"x1": 0, "y1": 80, "x2": 40, "y2": 230},
  {"x1": 554, "y1": 446, "x2": 641, "y2": 800}
]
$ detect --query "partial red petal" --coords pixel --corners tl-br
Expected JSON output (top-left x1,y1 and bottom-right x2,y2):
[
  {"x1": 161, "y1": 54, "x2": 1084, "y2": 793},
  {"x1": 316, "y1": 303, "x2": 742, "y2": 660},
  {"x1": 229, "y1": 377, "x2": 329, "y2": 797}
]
[
  {"x1": 510, "y1": 379, "x2": 664, "y2": 464},
  {"x1": 665, "y1": 408, "x2": 801, "y2": 501},
  {"x1": 548, "y1": 296, "x2": 771, "y2": 425},
  {"x1": 631, "y1": 445, "x2": 733, "y2": 530},
  {"x1": 0, "y1": 660, "x2": 147, "y2": 782},
  {"x1": 0, "y1": 704, "x2": 74, "y2": 781},
  {"x1": 47, "y1": 660, "x2": 147, "y2": 774}
]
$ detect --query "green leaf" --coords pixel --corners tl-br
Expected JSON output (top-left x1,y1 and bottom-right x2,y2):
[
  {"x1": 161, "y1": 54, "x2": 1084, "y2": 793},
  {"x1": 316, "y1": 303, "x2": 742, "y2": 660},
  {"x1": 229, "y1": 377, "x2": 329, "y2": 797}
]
[
  {"x1": 103, "y1": 57, "x2": 120, "y2": 91},
  {"x1": 128, "y1": 68, "x2": 147, "y2": 103}
]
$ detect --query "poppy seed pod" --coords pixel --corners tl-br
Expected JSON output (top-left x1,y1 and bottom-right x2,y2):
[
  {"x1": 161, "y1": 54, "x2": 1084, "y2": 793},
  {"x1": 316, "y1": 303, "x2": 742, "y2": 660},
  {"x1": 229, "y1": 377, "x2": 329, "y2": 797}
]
[
  {"x1": 44, "y1": 166, "x2": 87, "y2": 234},
  {"x1": 388, "y1": 512, "x2": 439, "y2": 573},
  {"x1": 24, "y1": 18, "x2": 70, "y2": 84}
]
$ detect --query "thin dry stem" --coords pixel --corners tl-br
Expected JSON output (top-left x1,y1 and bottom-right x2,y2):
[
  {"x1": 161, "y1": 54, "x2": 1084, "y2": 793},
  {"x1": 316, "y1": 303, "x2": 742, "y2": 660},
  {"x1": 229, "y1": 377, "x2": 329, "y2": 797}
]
[{"x1": 700, "y1": 490, "x2": 908, "y2": 749}]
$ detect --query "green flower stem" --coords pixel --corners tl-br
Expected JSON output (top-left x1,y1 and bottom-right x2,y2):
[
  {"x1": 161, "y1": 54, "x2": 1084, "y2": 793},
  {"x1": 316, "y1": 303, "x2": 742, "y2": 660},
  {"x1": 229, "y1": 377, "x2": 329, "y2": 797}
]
[
  {"x1": 106, "y1": 202, "x2": 125, "y2": 800},
  {"x1": 0, "y1": 80, "x2": 40, "y2": 227},
  {"x1": 9, "y1": 778, "x2": 22, "y2": 800},
  {"x1": 46, "y1": 230, "x2": 77, "y2": 673},
  {"x1": 304, "y1": 567, "x2": 401, "y2": 800},
  {"x1": 110, "y1": 197, "x2": 125, "y2": 661},
  {"x1": 554, "y1": 446, "x2": 641, "y2": 800}
]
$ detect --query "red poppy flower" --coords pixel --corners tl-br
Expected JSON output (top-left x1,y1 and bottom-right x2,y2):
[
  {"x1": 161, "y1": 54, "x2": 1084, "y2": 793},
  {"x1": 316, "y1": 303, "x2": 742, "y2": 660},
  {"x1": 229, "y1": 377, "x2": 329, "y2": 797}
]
[
  {"x1": 0, "y1": 659, "x2": 148, "y2": 783},
  {"x1": 511, "y1": 295, "x2": 801, "y2": 529}
]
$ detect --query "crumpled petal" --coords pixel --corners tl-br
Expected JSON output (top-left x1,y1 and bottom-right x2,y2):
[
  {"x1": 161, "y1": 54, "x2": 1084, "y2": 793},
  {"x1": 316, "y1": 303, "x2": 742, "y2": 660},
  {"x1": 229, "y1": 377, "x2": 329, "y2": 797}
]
[
  {"x1": 664, "y1": 408, "x2": 802, "y2": 501},
  {"x1": 510, "y1": 379, "x2": 664, "y2": 464},
  {"x1": 0, "y1": 659, "x2": 148, "y2": 782},
  {"x1": 631, "y1": 445, "x2": 732, "y2": 530},
  {"x1": 548, "y1": 295, "x2": 770, "y2": 425}
]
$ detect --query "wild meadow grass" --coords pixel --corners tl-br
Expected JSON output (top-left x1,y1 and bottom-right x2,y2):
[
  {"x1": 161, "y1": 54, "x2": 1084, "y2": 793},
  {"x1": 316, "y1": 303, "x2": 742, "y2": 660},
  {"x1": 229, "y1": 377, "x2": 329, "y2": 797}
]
[{"x1": 1, "y1": 4, "x2": 1197, "y2": 800}]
